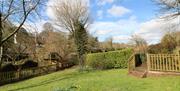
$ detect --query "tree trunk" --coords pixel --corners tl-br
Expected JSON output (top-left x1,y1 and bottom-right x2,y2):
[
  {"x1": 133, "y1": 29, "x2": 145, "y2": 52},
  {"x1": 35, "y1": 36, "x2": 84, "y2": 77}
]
[
  {"x1": 74, "y1": 23, "x2": 88, "y2": 71},
  {"x1": 0, "y1": 12, "x2": 3, "y2": 68},
  {"x1": 79, "y1": 54, "x2": 85, "y2": 71},
  {"x1": 0, "y1": 46, "x2": 2, "y2": 68}
]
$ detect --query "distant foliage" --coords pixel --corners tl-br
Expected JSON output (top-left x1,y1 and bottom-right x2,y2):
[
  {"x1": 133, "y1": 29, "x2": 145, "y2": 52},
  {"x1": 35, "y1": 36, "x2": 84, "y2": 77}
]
[
  {"x1": 86, "y1": 48, "x2": 133, "y2": 69},
  {"x1": 148, "y1": 31, "x2": 180, "y2": 54}
]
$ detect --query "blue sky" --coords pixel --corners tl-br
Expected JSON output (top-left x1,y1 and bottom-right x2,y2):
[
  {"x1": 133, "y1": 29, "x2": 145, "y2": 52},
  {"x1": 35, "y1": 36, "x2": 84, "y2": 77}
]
[
  {"x1": 85, "y1": 0, "x2": 164, "y2": 44},
  {"x1": 91, "y1": 0, "x2": 157, "y2": 22},
  {"x1": 29, "y1": 0, "x2": 177, "y2": 44}
]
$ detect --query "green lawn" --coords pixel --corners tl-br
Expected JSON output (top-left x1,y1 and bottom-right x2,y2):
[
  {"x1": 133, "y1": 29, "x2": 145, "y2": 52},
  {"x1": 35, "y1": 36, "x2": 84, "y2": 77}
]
[{"x1": 1, "y1": 67, "x2": 180, "y2": 91}]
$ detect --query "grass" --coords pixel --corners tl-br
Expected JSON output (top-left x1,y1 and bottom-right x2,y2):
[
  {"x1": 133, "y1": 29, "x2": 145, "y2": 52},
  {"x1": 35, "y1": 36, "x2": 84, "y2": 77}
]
[{"x1": 0, "y1": 67, "x2": 180, "y2": 91}]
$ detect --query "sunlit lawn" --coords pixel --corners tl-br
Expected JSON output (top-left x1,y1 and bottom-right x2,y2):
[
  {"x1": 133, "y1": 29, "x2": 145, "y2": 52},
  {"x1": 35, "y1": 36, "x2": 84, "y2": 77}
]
[{"x1": 0, "y1": 67, "x2": 180, "y2": 91}]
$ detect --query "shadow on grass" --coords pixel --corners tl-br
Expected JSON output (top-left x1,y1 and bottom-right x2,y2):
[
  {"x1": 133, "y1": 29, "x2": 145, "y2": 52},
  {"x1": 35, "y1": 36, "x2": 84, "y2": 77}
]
[{"x1": 8, "y1": 72, "x2": 80, "y2": 91}]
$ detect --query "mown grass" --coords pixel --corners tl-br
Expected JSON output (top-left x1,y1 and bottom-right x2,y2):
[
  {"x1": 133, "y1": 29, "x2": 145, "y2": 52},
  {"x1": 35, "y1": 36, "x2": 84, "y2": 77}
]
[{"x1": 0, "y1": 67, "x2": 180, "y2": 91}]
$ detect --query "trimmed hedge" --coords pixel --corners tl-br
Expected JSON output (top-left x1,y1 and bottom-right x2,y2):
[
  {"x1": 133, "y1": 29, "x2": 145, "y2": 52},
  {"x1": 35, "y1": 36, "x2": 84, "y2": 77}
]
[{"x1": 86, "y1": 48, "x2": 133, "y2": 69}]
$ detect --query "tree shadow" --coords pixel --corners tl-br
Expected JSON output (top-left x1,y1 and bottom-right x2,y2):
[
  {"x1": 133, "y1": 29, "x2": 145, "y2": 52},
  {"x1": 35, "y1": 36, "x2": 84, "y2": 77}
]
[{"x1": 8, "y1": 73, "x2": 79, "y2": 91}]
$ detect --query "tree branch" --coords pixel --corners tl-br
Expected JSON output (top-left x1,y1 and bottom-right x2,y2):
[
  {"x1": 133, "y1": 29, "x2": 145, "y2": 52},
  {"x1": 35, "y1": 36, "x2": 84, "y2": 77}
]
[
  {"x1": 2, "y1": 0, "x2": 14, "y2": 22},
  {"x1": 1, "y1": 0, "x2": 41, "y2": 45}
]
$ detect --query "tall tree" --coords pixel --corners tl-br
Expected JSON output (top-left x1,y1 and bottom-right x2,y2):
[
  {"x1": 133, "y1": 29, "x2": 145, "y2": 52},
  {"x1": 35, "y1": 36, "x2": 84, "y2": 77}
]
[
  {"x1": 51, "y1": 0, "x2": 91, "y2": 70},
  {"x1": 0, "y1": 0, "x2": 42, "y2": 67}
]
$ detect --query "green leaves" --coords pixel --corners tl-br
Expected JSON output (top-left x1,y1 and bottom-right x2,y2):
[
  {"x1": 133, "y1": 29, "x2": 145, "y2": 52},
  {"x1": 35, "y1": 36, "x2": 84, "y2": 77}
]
[
  {"x1": 73, "y1": 22, "x2": 88, "y2": 69},
  {"x1": 86, "y1": 49, "x2": 133, "y2": 69}
]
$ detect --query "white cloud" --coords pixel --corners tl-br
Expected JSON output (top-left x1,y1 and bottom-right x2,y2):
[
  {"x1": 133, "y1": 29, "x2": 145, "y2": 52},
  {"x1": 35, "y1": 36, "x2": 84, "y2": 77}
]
[
  {"x1": 90, "y1": 15, "x2": 180, "y2": 44},
  {"x1": 21, "y1": 20, "x2": 68, "y2": 34},
  {"x1": 97, "y1": 0, "x2": 114, "y2": 6},
  {"x1": 135, "y1": 19, "x2": 175, "y2": 44},
  {"x1": 45, "y1": 0, "x2": 180, "y2": 44},
  {"x1": 96, "y1": 30, "x2": 113, "y2": 35},
  {"x1": 46, "y1": 0, "x2": 56, "y2": 19},
  {"x1": 113, "y1": 35, "x2": 131, "y2": 42},
  {"x1": 90, "y1": 16, "x2": 139, "y2": 42},
  {"x1": 107, "y1": 5, "x2": 131, "y2": 17},
  {"x1": 97, "y1": 10, "x2": 103, "y2": 19},
  {"x1": 21, "y1": 20, "x2": 47, "y2": 33}
]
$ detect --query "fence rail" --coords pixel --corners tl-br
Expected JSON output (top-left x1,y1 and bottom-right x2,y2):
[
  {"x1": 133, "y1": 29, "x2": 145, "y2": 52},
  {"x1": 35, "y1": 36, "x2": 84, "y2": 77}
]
[
  {"x1": 147, "y1": 54, "x2": 180, "y2": 72},
  {"x1": 0, "y1": 64, "x2": 57, "y2": 85}
]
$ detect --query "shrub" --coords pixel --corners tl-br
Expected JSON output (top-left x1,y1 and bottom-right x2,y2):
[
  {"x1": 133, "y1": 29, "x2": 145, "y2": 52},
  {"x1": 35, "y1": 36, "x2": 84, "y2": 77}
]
[
  {"x1": 21, "y1": 60, "x2": 38, "y2": 69},
  {"x1": 68, "y1": 54, "x2": 78, "y2": 65},
  {"x1": 0, "y1": 63, "x2": 18, "y2": 72},
  {"x1": 86, "y1": 48, "x2": 133, "y2": 69}
]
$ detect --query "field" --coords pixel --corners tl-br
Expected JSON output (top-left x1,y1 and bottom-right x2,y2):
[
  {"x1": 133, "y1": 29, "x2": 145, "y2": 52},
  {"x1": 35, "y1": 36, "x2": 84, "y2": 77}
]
[{"x1": 0, "y1": 67, "x2": 180, "y2": 91}]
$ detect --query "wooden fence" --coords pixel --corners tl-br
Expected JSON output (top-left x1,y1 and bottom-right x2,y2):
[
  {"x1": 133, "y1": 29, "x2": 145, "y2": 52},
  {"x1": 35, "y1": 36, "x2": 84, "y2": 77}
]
[
  {"x1": 0, "y1": 64, "x2": 57, "y2": 85},
  {"x1": 147, "y1": 54, "x2": 180, "y2": 72},
  {"x1": 128, "y1": 54, "x2": 135, "y2": 72}
]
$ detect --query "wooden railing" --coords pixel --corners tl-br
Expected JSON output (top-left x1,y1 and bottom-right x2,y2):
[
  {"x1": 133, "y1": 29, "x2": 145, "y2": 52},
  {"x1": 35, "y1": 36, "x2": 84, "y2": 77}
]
[
  {"x1": 0, "y1": 64, "x2": 57, "y2": 85},
  {"x1": 128, "y1": 53, "x2": 135, "y2": 72},
  {"x1": 147, "y1": 54, "x2": 180, "y2": 72}
]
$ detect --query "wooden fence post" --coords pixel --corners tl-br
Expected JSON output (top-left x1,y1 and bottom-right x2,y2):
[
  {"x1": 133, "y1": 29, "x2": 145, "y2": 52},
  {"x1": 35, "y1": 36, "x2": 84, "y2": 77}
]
[
  {"x1": 133, "y1": 55, "x2": 135, "y2": 70},
  {"x1": 17, "y1": 69, "x2": 20, "y2": 80},
  {"x1": 128, "y1": 59, "x2": 130, "y2": 72},
  {"x1": 128, "y1": 53, "x2": 135, "y2": 72},
  {"x1": 178, "y1": 54, "x2": 180, "y2": 72},
  {"x1": 147, "y1": 53, "x2": 150, "y2": 72}
]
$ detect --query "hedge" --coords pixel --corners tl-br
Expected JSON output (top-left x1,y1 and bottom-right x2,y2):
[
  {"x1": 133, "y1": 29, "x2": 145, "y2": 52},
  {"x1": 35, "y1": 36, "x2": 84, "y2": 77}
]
[{"x1": 86, "y1": 48, "x2": 133, "y2": 69}]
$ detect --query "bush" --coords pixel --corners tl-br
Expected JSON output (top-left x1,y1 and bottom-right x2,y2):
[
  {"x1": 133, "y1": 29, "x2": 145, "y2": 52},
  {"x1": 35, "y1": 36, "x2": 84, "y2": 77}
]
[
  {"x1": 86, "y1": 48, "x2": 133, "y2": 69},
  {"x1": 21, "y1": 60, "x2": 38, "y2": 69},
  {"x1": 68, "y1": 54, "x2": 78, "y2": 65},
  {"x1": 0, "y1": 63, "x2": 18, "y2": 72}
]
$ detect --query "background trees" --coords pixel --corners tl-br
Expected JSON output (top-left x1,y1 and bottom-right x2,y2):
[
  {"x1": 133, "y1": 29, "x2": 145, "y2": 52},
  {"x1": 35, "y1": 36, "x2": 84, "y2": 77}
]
[
  {"x1": 0, "y1": 0, "x2": 41, "y2": 45},
  {"x1": 130, "y1": 35, "x2": 147, "y2": 53},
  {"x1": 0, "y1": 0, "x2": 42, "y2": 67},
  {"x1": 104, "y1": 37, "x2": 113, "y2": 49},
  {"x1": 39, "y1": 22, "x2": 76, "y2": 61},
  {"x1": 51, "y1": 0, "x2": 90, "y2": 70},
  {"x1": 148, "y1": 31, "x2": 180, "y2": 53},
  {"x1": 87, "y1": 35, "x2": 99, "y2": 52},
  {"x1": 149, "y1": 0, "x2": 180, "y2": 54}
]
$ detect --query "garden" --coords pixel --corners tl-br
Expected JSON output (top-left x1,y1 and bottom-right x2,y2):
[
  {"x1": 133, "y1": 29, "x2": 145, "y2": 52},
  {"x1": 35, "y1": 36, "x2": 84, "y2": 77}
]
[
  {"x1": 0, "y1": 67, "x2": 180, "y2": 91},
  {"x1": 0, "y1": 0, "x2": 180, "y2": 91}
]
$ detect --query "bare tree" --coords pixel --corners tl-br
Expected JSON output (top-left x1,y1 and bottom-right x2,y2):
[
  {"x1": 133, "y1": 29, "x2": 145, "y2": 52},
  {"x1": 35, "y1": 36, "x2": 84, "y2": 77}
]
[
  {"x1": 105, "y1": 37, "x2": 113, "y2": 49},
  {"x1": 154, "y1": 0, "x2": 180, "y2": 52},
  {"x1": 50, "y1": 0, "x2": 91, "y2": 70},
  {"x1": 51, "y1": 0, "x2": 90, "y2": 33},
  {"x1": 37, "y1": 22, "x2": 76, "y2": 67},
  {"x1": 44, "y1": 31, "x2": 75, "y2": 61},
  {"x1": 0, "y1": 0, "x2": 42, "y2": 67},
  {"x1": 130, "y1": 35, "x2": 148, "y2": 53},
  {"x1": 40, "y1": 22, "x2": 75, "y2": 59},
  {"x1": 155, "y1": 0, "x2": 180, "y2": 19}
]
